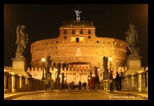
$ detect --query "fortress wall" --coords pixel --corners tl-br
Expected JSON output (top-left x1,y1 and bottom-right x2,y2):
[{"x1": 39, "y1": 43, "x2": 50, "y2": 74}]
[
  {"x1": 30, "y1": 37, "x2": 127, "y2": 68},
  {"x1": 26, "y1": 66, "x2": 128, "y2": 80}
]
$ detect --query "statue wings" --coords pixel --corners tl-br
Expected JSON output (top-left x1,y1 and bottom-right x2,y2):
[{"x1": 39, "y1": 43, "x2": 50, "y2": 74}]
[{"x1": 16, "y1": 25, "x2": 20, "y2": 44}]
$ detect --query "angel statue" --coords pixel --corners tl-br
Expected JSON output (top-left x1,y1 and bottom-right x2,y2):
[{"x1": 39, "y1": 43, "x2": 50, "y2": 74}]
[
  {"x1": 74, "y1": 10, "x2": 82, "y2": 22},
  {"x1": 15, "y1": 25, "x2": 28, "y2": 58},
  {"x1": 125, "y1": 23, "x2": 140, "y2": 56}
]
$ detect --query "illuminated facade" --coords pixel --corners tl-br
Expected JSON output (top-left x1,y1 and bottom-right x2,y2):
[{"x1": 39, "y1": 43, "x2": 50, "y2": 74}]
[{"x1": 30, "y1": 20, "x2": 127, "y2": 83}]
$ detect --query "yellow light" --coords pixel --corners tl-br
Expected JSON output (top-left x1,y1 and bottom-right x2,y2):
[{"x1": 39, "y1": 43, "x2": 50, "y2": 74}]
[
  {"x1": 71, "y1": 37, "x2": 75, "y2": 42},
  {"x1": 97, "y1": 68, "x2": 100, "y2": 71},
  {"x1": 109, "y1": 56, "x2": 112, "y2": 61},
  {"x1": 79, "y1": 37, "x2": 84, "y2": 43},
  {"x1": 41, "y1": 58, "x2": 45, "y2": 62}
]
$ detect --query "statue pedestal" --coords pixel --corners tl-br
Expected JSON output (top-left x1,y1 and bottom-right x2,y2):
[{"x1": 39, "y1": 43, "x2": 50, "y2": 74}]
[
  {"x1": 11, "y1": 57, "x2": 28, "y2": 77},
  {"x1": 125, "y1": 56, "x2": 142, "y2": 75},
  {"x1": 103, "y1": 71, "x2": 109, "y2": 79}
]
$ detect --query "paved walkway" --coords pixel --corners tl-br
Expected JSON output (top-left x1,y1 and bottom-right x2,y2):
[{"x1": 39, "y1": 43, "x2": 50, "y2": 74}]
[{"x1": 4, "y1": 90, "x2": 148, "y2": 100}]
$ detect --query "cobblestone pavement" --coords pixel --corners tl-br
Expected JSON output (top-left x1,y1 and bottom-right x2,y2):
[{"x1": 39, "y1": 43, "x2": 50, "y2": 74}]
[{"x1": 9, "y1": 90, "x2": 146, "y2": 100}]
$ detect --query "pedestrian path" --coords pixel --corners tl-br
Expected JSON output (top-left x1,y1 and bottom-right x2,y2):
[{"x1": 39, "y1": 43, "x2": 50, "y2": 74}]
[
  {"x1": 4, "y1": 90, "x2": 148, "y2": 100},
  {"x1": 4, "y1": 91, "x2": 46, "y2": 100}
]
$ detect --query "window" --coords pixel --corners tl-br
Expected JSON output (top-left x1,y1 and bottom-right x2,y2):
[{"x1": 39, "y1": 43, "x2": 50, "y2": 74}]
[
  {"x1": 88, "y1": 36, "x2": 91, "y2": 39},
  {"x1": 72, "y1": 30, "x2": 75, "y2": 34},
  {"x1": 80, "y1": 30, "x2": 83, "y2": 34},
  {"x1": 64, "y1": 30, "x2": 67, "y2": 34},
  {"x1": 64, "y1": 36, "x2": 67, "y2": 39},
  {"x1": 76, "y1": 38, "x2": 79, "y2": 43},
  {"x1": 88, "y1": 30, "x2": 91, "y2": 34}
]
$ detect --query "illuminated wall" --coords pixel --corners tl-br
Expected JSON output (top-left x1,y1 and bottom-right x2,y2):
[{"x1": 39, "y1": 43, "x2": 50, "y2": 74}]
[{"x1": 31, "y1": 21, "x2": 127, "y2": 72}]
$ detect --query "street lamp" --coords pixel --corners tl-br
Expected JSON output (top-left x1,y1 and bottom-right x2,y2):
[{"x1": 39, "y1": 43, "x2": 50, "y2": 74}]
[
  {"x1": 97, "y1": 67, "x2": 100, "y2": 71},
  {"x1": 97, "y1": 67, "x2": 100, "y2": 73},
  {"x1": 95, "y1": 66, "x2": 100, "y2": 76},
  {"x1": 109, "y1": 56, "x2": 113, "y2": 91},
  {"x1": 109, "y1": 56, "x2": 112, "y2": 72},
  {"x1": 42, "y1": 57, "x2": 45, "y2": 80}
]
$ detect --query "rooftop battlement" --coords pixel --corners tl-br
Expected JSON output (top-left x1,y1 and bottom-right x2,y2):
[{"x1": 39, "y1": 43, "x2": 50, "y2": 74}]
[{"x1": 62, "y1": 21, "x2": 94, "y2": 26}]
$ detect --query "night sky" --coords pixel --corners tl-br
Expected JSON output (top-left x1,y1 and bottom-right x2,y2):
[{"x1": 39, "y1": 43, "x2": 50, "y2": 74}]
[{"x1": 4, "y1": 4, "x2": 148, "y2": 67}]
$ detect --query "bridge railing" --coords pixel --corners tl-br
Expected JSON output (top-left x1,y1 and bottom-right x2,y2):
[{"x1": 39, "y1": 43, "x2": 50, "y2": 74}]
[{"x1": 4, "y1": 69, "x2": 45, "y2": 93}]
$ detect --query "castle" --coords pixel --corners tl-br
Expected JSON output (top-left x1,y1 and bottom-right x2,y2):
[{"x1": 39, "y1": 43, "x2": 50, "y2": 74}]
[
  {"x1": 4, "y1": 10, "x2": 148, "y2": 93},
  {"x1": 29, "y1": 10, "x2": 127, "y2": 84}
]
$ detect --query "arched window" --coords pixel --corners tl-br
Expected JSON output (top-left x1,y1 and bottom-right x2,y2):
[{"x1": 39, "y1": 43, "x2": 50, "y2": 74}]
[
  {"x1": 64, "y1": 35, "x2": 67, "y2": 39},
  {"x1": 80, "y1": 30, "x2": 83, "y2": 34},
  {"x1": 64, "y1": 30, "x2": 67, "y2": 34},
  {"x1": 72, "y1": 30, "x2": 75, "y2": 34},
  {"x1": 88, "y1": 30, "x2": 91, "y2": 34},
  {"x1": 88, "y1": 36, "x2": 91, "y2": 39}
]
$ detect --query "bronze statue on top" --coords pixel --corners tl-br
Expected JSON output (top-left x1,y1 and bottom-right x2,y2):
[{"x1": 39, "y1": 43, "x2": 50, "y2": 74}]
[
  {"x1": 15, "y1": 25, "x2": 28, "y2": 58},
  {"x1": 125, "y1": 23, "x2": 140, "y2": 56},
  {"x1": 74, "y1": 10, "x2": 82, "y2": 22}
]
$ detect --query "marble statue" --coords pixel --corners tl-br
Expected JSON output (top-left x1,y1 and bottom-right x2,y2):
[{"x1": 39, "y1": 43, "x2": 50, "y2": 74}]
[
  {"x1": 125, "y1": 23, "x2": 140, "y2": 56},
  {"x1": 15, "y1": 25, "x2": 28, "y2": 58}
]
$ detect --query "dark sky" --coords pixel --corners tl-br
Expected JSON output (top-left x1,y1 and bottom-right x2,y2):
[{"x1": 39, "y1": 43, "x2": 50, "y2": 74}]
[{"x1": 4, "y1": 4, "x2": 148, "y2": 67}]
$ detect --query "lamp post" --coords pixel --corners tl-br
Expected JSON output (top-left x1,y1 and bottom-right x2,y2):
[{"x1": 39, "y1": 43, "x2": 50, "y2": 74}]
[
  {"x1": 109, "y1": 56, "x2": 112, "y2": 72},
  {"x1": 95, "y1": 66, "x2": 100, "y2": 76},
  {"x1": 42, "y1": 57, "x2": 45, "y2": 80},
  {"x1": 97, "y1": 67, "x2": 100, "y2": 75},
  {"x1": 109, "y1": 56, "x2": 114, "y2": 91}
]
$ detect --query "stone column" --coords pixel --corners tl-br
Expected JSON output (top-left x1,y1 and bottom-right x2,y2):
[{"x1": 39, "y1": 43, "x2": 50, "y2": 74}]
[
  {"x1": 10, "y1": 72, "x2": 15, "y2": 92},
  {"x1": 21, "y1": 77, "x2": 25, "y2": 90},
  {"x1": 130, "y1": 73, "x2": 135, "y2": 91},
  {"x1": 123, "y1": 76, "x2": 128, "y2": 91},
  {"x1": 137, "y1": 71, "x2": 143, "y2": 92},
  {"x1": 19, "y1": 75, "x2": 22, "y2": 91},
  {"x1": 4, "y1": 74, "x2": 7, "y2": 89},
  {"x1": 128, "y1": 76, "x2": 132, "y2": 90},
  {"x1": 104, "y1": 80, "x2": 107, "y2": 90},
  {"x1": 25, "y1": 77, "x2": 28, "y2": 91},
  {"x1": 104, "y1": 81, "x2": 107, "y2": 90}
]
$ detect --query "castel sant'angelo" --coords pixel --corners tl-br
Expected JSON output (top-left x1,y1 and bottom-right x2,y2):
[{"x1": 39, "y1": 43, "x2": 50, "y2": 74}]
[{"x1": 29, "y1": 10, "x2": 127, "y2": 83}]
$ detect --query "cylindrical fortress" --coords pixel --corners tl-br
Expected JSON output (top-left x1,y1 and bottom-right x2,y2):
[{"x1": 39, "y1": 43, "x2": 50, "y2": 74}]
[{"x1": 31, "y1": 21, "x2": 127, "y2": 71}]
